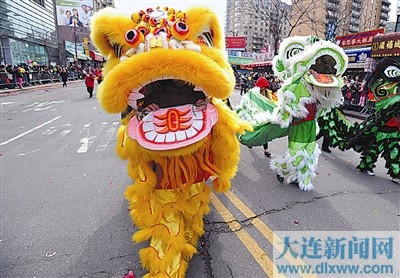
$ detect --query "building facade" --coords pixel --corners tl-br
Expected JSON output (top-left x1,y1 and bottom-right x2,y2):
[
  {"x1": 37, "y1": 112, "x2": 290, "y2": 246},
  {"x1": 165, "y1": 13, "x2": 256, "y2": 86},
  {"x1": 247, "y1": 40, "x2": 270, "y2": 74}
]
[
  {"x1": 225, "y1": 0, "x2": 290, "y2": 54},
  {"x1": 0, "y1": 0, "x2": 59, "y2": 66},
  {"x1": 55, "y1": 0, "x2": 114, "y2": 67},
  {"x1": 396, "y1": 0, "x2": 400, "y2": 32},
  {"x1": 291, "y1": 0, "x2": 392, "y2": 38}
]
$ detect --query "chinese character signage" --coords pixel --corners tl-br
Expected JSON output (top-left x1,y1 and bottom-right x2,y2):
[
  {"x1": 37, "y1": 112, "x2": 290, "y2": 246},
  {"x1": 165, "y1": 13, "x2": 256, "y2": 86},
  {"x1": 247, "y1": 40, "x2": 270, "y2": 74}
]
[
  {"x1": 371, "y1": 32, "x2": 400, "y2": 58},
  {"x1": 336, "y1": 29, "x2": 385, "y2": 48},
  {"x1": 226, "y1": 37, "x2": 246, "y2": 50},
  {"x1": 273, "y1": 231, "x2": 399, "y2": 277},
  {"x1": 344, "y1": 47, "x2": 371, "y2": 64}
]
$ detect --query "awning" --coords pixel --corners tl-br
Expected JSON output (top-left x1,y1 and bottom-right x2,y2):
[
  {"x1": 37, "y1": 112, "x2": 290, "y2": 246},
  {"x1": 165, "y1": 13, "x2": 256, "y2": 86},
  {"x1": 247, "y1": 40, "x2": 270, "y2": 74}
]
[
  {"x1": 66, "y1": 49, "x2": 91, "y2": 61},
  {"x1": 228, "y1": 56, "x2": 255, "y2": 65},
  {"x1": 90, "y1": 50, "x2": 104, "y2": 62},
  {"x1": 241, "y1": 61, "x2": 272, "y2": 69}
]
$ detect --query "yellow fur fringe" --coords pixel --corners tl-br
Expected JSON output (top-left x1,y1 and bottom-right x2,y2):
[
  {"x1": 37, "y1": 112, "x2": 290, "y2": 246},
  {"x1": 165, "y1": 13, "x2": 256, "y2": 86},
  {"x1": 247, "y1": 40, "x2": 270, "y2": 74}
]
[{"x1": 127, "y1": 183, "x2": 211, "y2": 277}]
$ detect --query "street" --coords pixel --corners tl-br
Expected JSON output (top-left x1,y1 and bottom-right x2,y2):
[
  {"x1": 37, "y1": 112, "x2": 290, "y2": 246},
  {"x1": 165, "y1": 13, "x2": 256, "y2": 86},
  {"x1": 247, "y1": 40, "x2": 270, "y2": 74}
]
[{"x1": 1, "y1": 83, "x2": 399, "y2": 278}]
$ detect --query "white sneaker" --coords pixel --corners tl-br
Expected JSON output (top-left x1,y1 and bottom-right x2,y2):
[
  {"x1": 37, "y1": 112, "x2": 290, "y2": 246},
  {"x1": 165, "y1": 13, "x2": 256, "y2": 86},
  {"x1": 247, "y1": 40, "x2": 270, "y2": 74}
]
[
  {"x1": 361, "y1": 169, "x2": 375, "y2": 176},
  {"x1": 392, "y1": 178, "x2": 400, "y2": 185}
]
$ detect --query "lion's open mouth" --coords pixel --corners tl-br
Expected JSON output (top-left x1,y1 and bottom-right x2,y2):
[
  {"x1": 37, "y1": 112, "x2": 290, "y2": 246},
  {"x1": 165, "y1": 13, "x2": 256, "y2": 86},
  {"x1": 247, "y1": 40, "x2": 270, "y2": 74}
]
[
  {"x1": 305, "y1": 54, "x2": 344, "y2": 88},
  {"x1": 127, "y1": 79, "x2": 218, "y2": 150}
]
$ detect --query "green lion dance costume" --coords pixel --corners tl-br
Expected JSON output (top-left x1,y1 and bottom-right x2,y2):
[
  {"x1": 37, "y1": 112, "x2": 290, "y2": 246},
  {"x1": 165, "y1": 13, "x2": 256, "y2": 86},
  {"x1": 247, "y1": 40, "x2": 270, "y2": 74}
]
[
  {"x1": 91, "y1": 6, "x2": 251, "y2": 277},
  {"x1": 346, "y1": 57, "x2": 400, "y2": 184},
  {"x1": 237, "y1": 36, "x2": 348, "y2": 191}
]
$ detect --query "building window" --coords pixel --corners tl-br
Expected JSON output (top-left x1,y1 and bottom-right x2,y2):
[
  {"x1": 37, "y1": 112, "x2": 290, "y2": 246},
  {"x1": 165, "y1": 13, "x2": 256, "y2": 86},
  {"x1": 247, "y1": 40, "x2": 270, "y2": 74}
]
[{"x1": 31, "y1": 0, "x2": 45, "y2": 6}]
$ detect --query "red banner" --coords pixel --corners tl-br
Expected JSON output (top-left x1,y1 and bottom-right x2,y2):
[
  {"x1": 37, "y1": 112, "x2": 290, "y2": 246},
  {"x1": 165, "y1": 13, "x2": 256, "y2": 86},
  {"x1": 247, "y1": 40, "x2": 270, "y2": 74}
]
[
  {"x1": 226, "y1": 37, "x2": 246, "y2": 49},
  {"x1": 336, "y1": 28, "x2": 385, "y2": 48}
]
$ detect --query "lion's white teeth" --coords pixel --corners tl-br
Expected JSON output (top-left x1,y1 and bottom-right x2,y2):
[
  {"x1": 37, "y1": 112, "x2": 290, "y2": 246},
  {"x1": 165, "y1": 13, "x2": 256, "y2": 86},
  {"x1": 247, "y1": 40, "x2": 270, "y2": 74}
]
[
  {"x1": 165, "y1": 133, "x2": 176, "y2": 143},
  {"x1": 192, "y1": 120, "x2": 203, "y2": 131},
  {"x1": 185, "y1": 127, "x2": 197, "y2": 138},
  {"x1": 176, "y1": 131, "x2": 186, "y2": 141},
  {"x1": 144, "y1": 130, "x2": 157, "y2": 141},
  {"x1": 193, "y1": 111, "x2": 203, "y2": 120},
  {"x1": 155, "y1": 134, "x2": 166, "y2": 143}
]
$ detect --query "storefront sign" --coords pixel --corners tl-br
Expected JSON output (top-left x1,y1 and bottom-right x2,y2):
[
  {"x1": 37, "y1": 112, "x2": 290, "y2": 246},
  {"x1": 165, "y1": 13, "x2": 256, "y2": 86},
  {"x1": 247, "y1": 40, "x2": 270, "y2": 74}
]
[
  {"x1": 371, "y1": 32, "x2": 400, "y2": 58},
  {"x1": 90, "y1": 51, "x2": 104, "y2": 62},
  {"x1": 344, "y1": 47, "x2": 371, "y2": 64},
  {"x1": 336, "y1": 28, "x2": 385, "y2": 48},
  {"x1": 226, "y1": 37, "x2": 246, "y2": 50},
  {"x1": 65, "y1": 40, "x2": 84, "y2": 54}
]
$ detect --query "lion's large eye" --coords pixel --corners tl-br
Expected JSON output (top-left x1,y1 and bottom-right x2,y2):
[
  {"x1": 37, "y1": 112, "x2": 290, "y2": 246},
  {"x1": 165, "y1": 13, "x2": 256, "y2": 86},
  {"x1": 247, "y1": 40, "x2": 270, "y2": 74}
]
[
  {"x1": 384, "y1": 65, "x2": 400, "y2": 79},
  {"x1": 286, "y1": 47, "x2": 303, "y2": 59},
  {"x1": 125, "y1": 29, "x2": 143, "y2": 46}
]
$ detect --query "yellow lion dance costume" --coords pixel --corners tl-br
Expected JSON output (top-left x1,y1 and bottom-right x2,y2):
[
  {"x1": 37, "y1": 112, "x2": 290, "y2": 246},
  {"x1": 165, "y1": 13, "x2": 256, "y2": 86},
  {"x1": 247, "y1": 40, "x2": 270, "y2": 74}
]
[{"x1": 91, "y1": 6, "x2": 251, "y2": 277}]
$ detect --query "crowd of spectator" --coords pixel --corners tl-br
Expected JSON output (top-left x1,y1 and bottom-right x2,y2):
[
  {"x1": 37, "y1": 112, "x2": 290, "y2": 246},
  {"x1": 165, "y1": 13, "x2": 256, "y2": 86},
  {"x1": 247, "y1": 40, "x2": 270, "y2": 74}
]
[
  {"x1": 0, "y1": 63, "x2": 101, "y2": 90},
  {"x1": 235, "y1": 70, "x2": 375, "y2": 114}
]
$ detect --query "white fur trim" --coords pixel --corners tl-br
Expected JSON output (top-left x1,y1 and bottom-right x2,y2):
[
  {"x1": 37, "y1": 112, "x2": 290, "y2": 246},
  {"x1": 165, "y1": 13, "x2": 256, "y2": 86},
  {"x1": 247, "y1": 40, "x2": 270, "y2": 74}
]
[{"x1": 270, "y1": 145, "x2": 321, "y2": 191}]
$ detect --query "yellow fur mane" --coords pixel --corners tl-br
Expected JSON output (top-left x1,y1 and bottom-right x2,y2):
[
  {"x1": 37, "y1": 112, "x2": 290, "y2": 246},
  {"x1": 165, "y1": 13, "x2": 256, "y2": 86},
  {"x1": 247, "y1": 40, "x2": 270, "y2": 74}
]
[{"x1": 91, "y1": 6, "x2": 251, "y2": 277}]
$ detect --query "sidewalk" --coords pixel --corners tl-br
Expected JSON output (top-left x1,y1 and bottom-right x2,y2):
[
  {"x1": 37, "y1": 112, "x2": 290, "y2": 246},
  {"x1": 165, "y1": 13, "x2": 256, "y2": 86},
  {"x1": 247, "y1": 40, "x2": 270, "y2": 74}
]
[{"x1": 0, "y1": 79, "x2": 83, "y2": 95}]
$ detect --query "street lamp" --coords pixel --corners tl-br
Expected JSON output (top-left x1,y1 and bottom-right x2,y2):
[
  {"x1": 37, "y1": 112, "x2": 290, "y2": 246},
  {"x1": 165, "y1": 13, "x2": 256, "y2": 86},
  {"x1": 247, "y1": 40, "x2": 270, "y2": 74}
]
[{"x1": 73, "y1": 21, "x2": 78, "y2": 67}]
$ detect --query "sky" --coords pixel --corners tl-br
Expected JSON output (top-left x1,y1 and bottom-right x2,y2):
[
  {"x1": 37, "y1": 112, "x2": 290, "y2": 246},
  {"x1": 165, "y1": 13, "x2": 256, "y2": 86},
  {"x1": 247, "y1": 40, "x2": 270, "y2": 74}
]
[{"x1": 113, "y1": 0, "x2": 398, "y2": 25}]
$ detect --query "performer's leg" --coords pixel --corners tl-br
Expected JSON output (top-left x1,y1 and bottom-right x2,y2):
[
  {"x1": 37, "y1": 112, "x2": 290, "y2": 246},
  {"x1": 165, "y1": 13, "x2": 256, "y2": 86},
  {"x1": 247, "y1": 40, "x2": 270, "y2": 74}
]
[
  {"x1": 271, "y1": 121, "x2": 319, "y2": 191},
  {"x1": 357, "y1": 139, "x2": 382, "y2": 176},
  {"x1": 128, "y1": 172, "x2": 211, "y2": 277},
  {"x1": 263, "y1": 143, "x2": 271, "y2": 157},
  {"x1": 382, "y1": 140, "x2": 400, "y2": 184}
]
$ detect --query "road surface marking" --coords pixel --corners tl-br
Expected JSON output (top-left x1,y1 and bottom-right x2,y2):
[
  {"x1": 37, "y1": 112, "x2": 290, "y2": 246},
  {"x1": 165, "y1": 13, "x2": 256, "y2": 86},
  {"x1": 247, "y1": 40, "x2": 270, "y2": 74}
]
[
  {"x1": 22, "y1": 107, "x2": 35, "y2": 112},
  {"x1": 79, "y1": 123, "x2": 92, "y2": 134},
  {"x1": 0, "y1": 116, "x2": 62, "y2": 146},
  {"x1": 77, "y1": 136, "x2": 96, "y2": 153},
  {"x1": 26, "y1": 102, "x2": 39, "y2": 107},
  {"x1": 96, "y1": 122, "x2": 118, "y2": 152},
  {"x1": 1, "y1": 102, "x2": 13, "y2": 105},
  {"x1": 60, "y1": 130, "x2": 71, "y2": 136},
  {"x1": 18, "y1": 149, "x2": 40, "y2": 156},
  {"x1": 210, "y1": 192, "x2": 284, "y2": 278},
  {"x1": 42, "y1": 127, "x2": 57, "y2": 135},
  {"x1": 224, "y1": 190, "x2": 317, "y2": 278},
  {"x1": 35, "y1": 105, "x2": 54, "y2": 111}
]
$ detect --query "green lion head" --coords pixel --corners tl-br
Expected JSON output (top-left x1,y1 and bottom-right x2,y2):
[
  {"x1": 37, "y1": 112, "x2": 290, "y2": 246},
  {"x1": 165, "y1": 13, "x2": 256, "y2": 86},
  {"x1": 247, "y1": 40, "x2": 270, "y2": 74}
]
[
  {"x1": 272, "y1": 35, "x2": 348, "y2": 89},
  {"x1": 367, "y1": 57, "x2": 400, "y2": 104}
]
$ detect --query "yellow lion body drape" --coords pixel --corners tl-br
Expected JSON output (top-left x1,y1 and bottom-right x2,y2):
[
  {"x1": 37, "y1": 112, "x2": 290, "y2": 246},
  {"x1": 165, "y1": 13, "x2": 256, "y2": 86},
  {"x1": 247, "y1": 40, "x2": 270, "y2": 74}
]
[{"x1": 91, "y1": 6, "x2": 251, "y2": 277}]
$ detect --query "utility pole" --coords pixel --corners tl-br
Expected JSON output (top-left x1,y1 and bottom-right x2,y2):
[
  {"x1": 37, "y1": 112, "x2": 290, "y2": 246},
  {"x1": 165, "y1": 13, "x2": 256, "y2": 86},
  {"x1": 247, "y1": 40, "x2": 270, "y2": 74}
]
[{"x1": 74, "y1": 21, "x2": 78, "y2": 67}]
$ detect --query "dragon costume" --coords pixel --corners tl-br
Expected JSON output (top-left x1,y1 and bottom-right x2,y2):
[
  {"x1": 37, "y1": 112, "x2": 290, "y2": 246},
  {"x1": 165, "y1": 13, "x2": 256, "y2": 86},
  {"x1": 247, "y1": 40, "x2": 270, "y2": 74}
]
[
  {"x1": 91, "y1": 7, "x2": 250, "y2": 277},
  {"x1": 346, "y1": 58, "x2": 400, "y2": 184},
  {"x1": 237, "y1": 36, "x2": 348, "y2": 191}
]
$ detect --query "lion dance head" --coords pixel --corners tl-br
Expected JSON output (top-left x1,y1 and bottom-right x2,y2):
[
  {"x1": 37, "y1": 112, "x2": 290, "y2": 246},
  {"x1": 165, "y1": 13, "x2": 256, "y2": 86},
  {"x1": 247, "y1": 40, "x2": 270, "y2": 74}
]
[{"x1": 91, "y1": 6, "x2": 250, "y2": 277}]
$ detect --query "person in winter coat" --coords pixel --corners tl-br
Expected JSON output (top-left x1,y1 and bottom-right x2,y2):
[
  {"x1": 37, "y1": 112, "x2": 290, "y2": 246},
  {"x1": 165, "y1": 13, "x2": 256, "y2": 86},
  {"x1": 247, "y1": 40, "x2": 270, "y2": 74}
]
[
  {"x1": 60, "y1": 68, "x2": 69, "y2": 87},
  {"x1": 14, "y1": 66, "x2": 23, "y2": 89},
  {"x1": 85, "y1": 70, "x2": 95, "y2": 98}
]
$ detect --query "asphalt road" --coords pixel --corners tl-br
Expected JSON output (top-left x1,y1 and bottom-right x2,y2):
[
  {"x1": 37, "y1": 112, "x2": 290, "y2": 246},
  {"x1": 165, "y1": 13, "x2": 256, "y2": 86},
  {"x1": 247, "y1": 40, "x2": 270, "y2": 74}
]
[{"x1": 1, "y1": 83, "x2": 399, "y2": 278}]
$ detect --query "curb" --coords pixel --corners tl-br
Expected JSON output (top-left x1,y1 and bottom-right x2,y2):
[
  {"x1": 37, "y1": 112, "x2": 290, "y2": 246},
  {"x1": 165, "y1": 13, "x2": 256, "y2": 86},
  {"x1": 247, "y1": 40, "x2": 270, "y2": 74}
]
[
  {"x1": 0, "y1": 80, "x2": 84, "y2": 95},
  {"x1": 343, "y1": 110, "x2": 369, "y2": 121}
]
